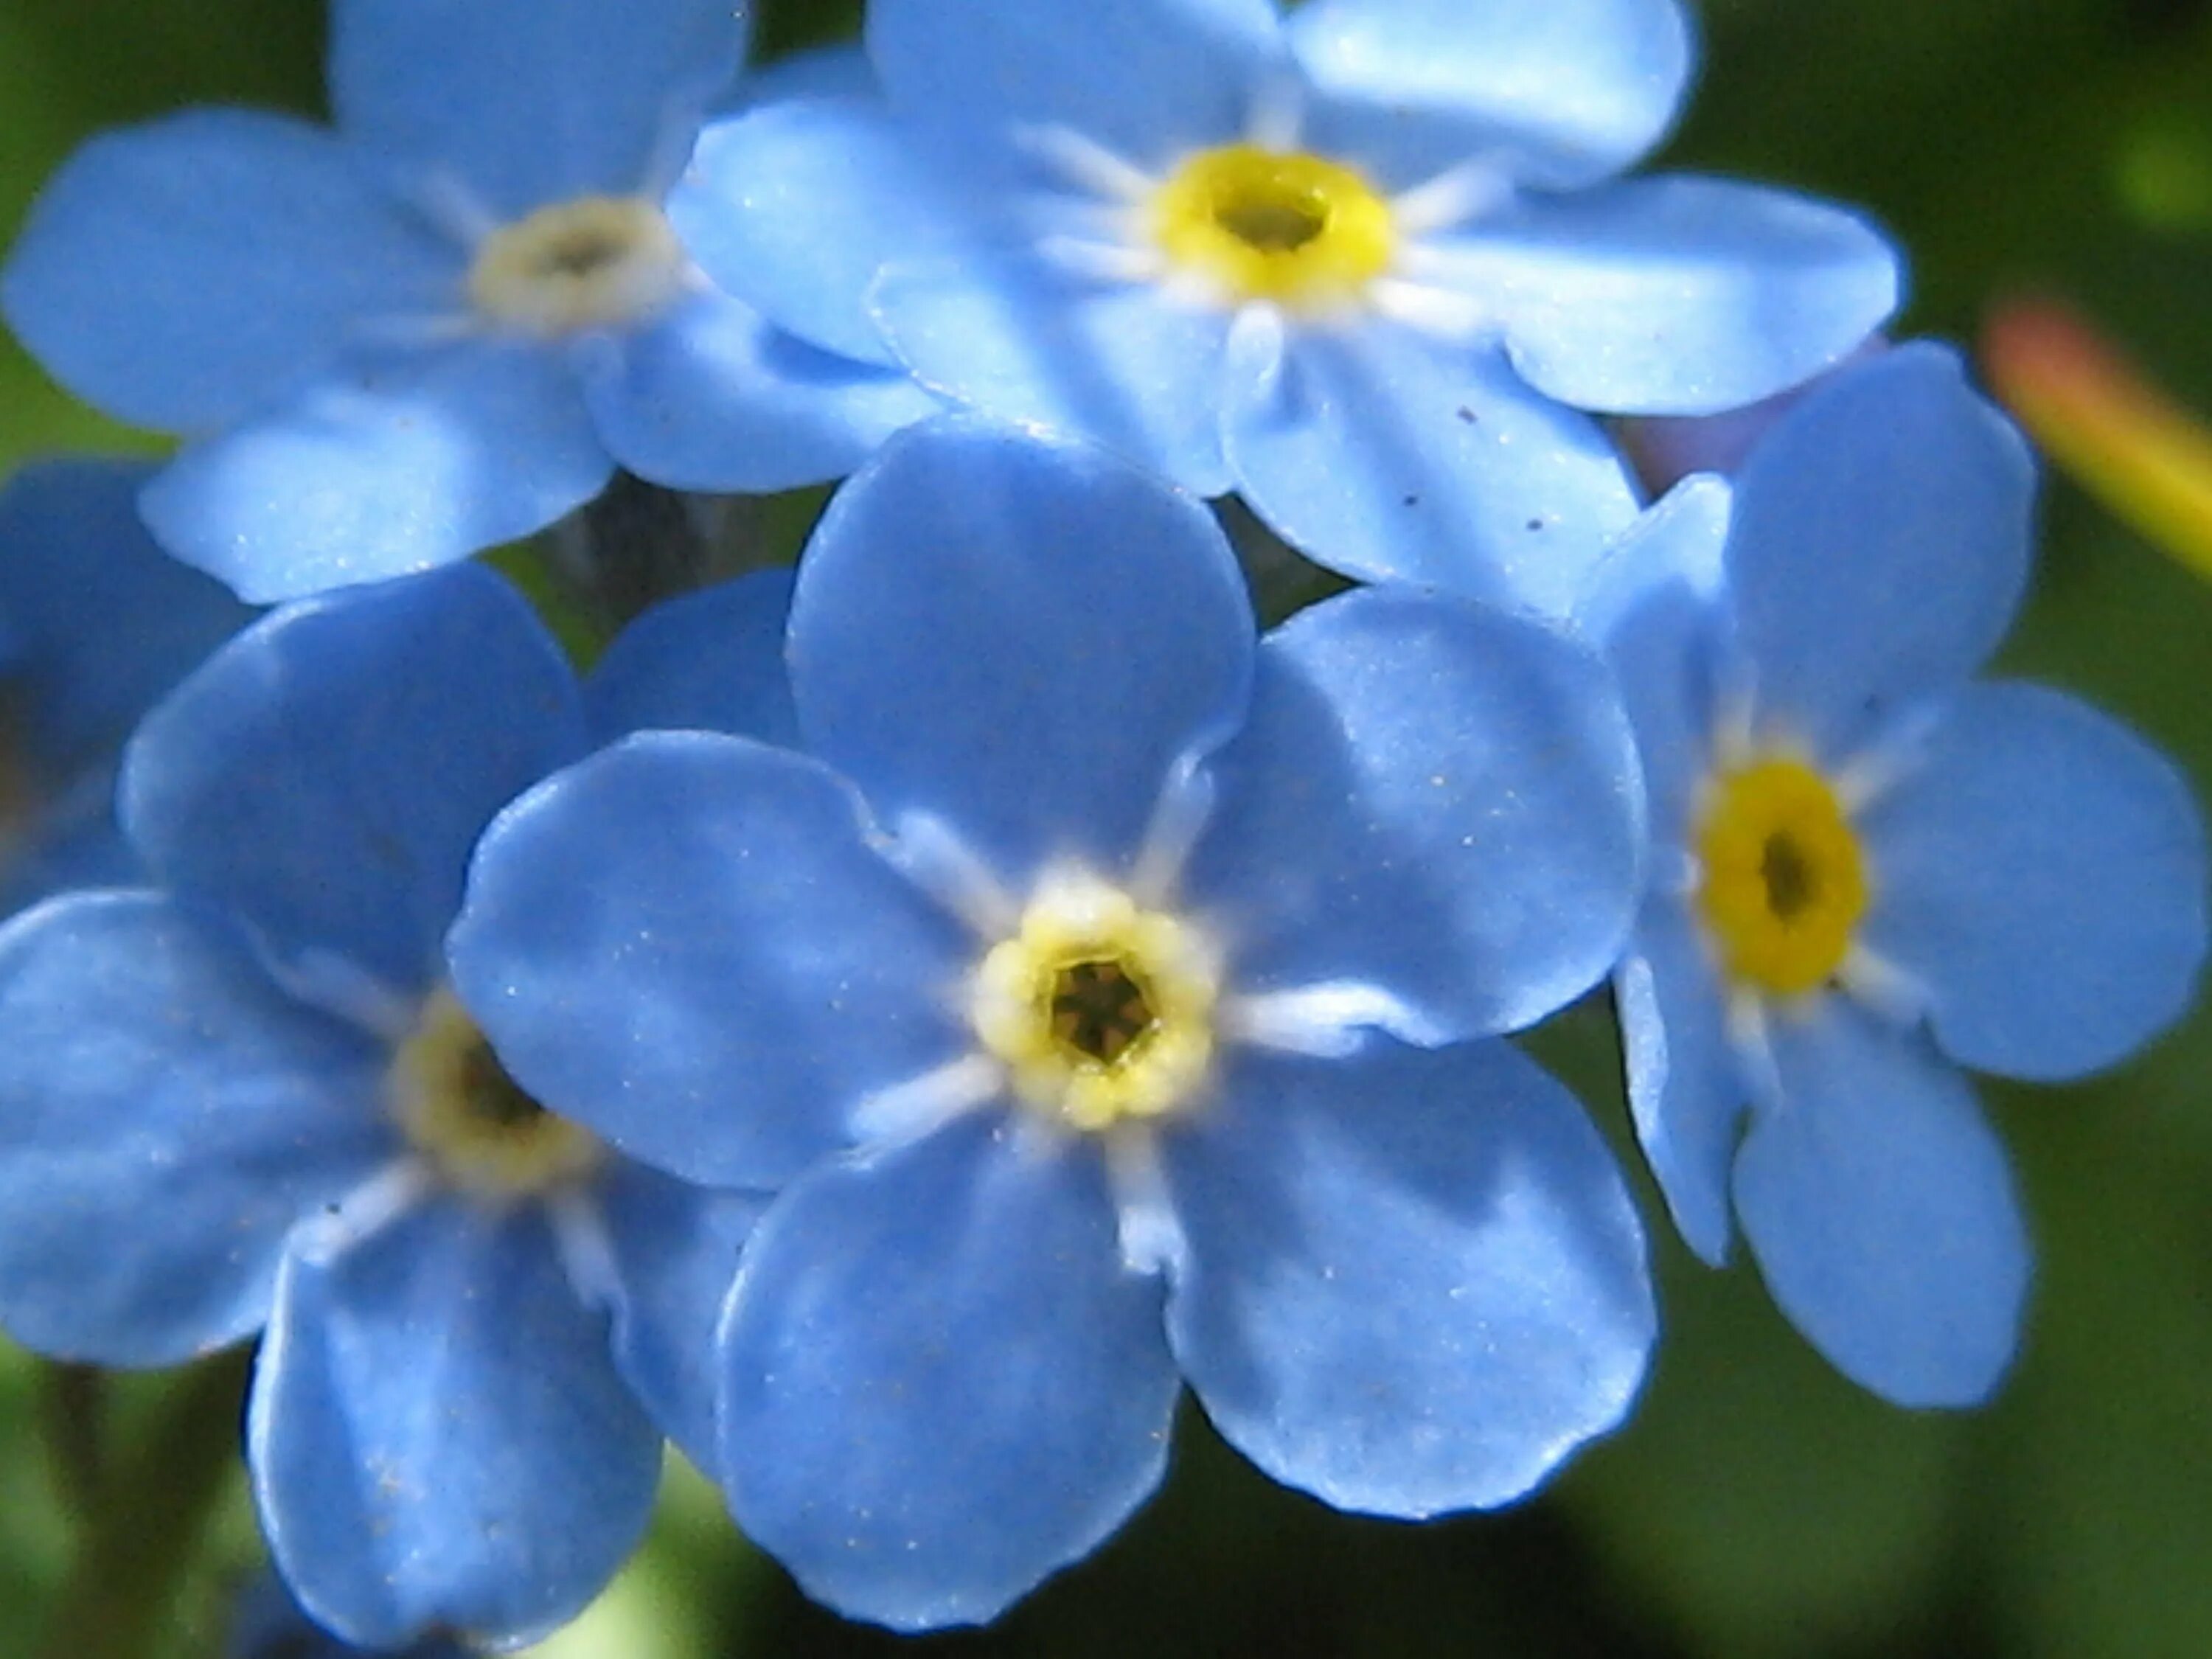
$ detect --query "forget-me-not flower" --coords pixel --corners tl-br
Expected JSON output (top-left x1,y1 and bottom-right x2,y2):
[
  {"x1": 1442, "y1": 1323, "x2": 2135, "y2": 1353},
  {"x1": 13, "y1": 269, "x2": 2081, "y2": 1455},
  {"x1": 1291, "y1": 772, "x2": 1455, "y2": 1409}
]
[
  {"x1": 0, "y1": 565, "x2": 794, "y2": 1646},
  {"x1": 689, "y1": 0, "x2": 1899, "y2": 613},
  {"x1": 1, "y1": 0, "x2": 935, "y2": 602},
  {"x1": 1585, "y1": 344, "x2": 2208, "y2": 1406},
  {"x1": 448, "y1": 419, "x2": 1658, "y2": 1630}
]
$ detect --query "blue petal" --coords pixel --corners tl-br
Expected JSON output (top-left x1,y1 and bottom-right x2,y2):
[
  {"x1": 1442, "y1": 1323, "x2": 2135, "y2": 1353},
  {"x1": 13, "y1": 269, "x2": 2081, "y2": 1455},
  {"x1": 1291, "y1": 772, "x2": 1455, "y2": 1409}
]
[
  {"x1": 1614, "y1": 897, "x2": 1743, "y2": 1266},
  {"x1": 675, "y1": 97, "x2": 993, "y2": 366},
  {"x1": 1165, "y1": 1039, "x2": 1652, "y2": 1514},
  {"x1": 582, "y1": 286, "x2": 937, "y2": 493},
  {"x1": 1858, "y1": 681, "x2": 2208, "y2": 1081},
  {"x1": 1727, "y1": 342, "x2": 2034, "y2": 756},
  {"x1": 329, "y1": 0, "x2": 746, "y2": 218},
  {"x1": 874, "y1": 252, "x2": 1237, "y2": 495},
  {"x1": 722, "y1": 43, "x2": 877, "y2": 114},
  {"x1": 586, "y1": 568, "x2": 799, "y2": 747},
  {"x1": 0, "y1": 892, "x2": 391, "y2": 1366},
  {"x1": 869, "y1": 0, "x2": 1281, "y2": 167},
  {"x1": 1734, "y1": 1000, "x2": 2030, "y2": 1408},
  {"x1": 124, "y1": 566, "x2": 585, "y2": 1004},
  {"x1": 1292, "y1": 0, "x2": 1691, "y2": 190},
  {"x1": 597, "y1": 1162, "x2": 765, "y2": 1470},
  {"x1": 719, "y1": 1110, "x2": 1179, "y2": 1632},
  {"x1": 142, "y1": 341, "x2": 614, "y2": 602},
  {"x1": 1436, "y1": 175, "x2": 1899, "y2": 416},
  {"x1": 1184, "y1": 589, "x2": 1643, "y2": 1043},
  {"x1": 790, "y1": 420, "x2": 1253, "y2": 884},
  {"x1": 1, "y1": 110, "x2": 456, "y2": 432},
  {"x1": 448, "y1": 734, "x2": 970, "y2": 1189},
  {"x1": 0, "y1": 459, "x2": 256, "y2": 777},
  {"x1": 1224, "y1": 319, "x2": 1639, "y2": 615},
  {"x1": 251, "y1": 1197, "x2": 662, "y2": 1650},
  {"x1": 0, "y1": 770, "x2": 142, "y2": 917}
]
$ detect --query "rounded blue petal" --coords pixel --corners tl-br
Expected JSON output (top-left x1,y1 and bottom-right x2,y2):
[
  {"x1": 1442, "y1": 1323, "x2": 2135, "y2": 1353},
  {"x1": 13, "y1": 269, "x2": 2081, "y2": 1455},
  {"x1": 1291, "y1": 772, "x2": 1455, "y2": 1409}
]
[
  {"x1": 142, "y1": 342, "x2": 615, "y2": 602},
  {"x1": 1727, "y1": 342, "x2": 2035, "y2": 756},
  {"x1": 582, "y1": 287, "x2": 937, "y2": 493},
  {"x1": 0, "y1": 459, "x2": 256, "y2": 777},
  {"x1": 1293, "y1": 0, "x2": 1692, "y2": 189},
  {"x1": 597, "y1": 1162, "x2": 766, "y2": 1470},
  {"x1": 586, "y1": 568, "x2": 799, "y2": 747},
  {"x1": 448, "y1": 734, "x2": 970, "y2": 1189},
  {"x1": 0, "y1": 771, "x2": 142, "y2": 916},
  {"x1": 721, "y1": 42, "x2": 877, "y2": 114},
  {"x1": 1225, "y1": 321, "x2": 1639, "y2": 615},
  {"x1": 1164, "y1": 1039, "x2": 1653, "y2": 1514},
  {"x1": 0, "y1": 893, "x2": 391, "y2": 1366},
  {"x1": 0, "y1": 109, "x2": 456, "y2": 433},
  {"x1": 1859, "y1": 681, "x2": 2208, "y2": 1081},
  {"x1": 125, "y1": 566, "x2": 585, "y2": 1005},
  {"x1": 1444, "y1": 175, "x2": 1900, "y2": 415},
  {"x1": 719, "y1": 1111, "x2": 1180, "y2": 1632},
  {"x1": 1615, "y1": 897, "x2": 1743, "y2": 1266},
  {"x1": 329, "y1": 0, "x2": 745, "y2": 218},
  {"x1": 868, "y1": 0, "x2": 1281, "y2": 167},
  {"x1": 229, "y1": 1570, "x2": 475, "y2": 1659},
  {"x1": 1186, "y1": 589, "x2": 1644, "y2": 1043},
  {"x1": 251, "y1": 1198, "x2": 662, "y2": 1650},
  {"x1": 790, "y1": 420, "x2": 1253, "y2": 885},
  {"x1": 1734, "y1": 1001, "x2": 2031, "y2": 1408},
  {"x1": 873, "y1": 253, "x2": 1237, "y2": 495}
]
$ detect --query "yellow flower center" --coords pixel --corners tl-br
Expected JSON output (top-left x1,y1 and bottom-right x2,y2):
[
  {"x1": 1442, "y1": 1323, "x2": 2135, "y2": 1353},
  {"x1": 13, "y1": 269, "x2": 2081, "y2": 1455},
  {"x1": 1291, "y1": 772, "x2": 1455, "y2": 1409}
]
[
  {"x1": 1694, "y1": 757, "x2": 1870, "y2": 996},
  {"x1": 466, "y1": 195, "x2": 686, "y2": 337},
  {"x1": 1151, "y1": 144, "x2": 1396, "y2": 310},
  {"x1": 389, "y1": 989, "x2": 602, "y2": 1199},
  {"x1": 971, "y1": 872, "x2": 1220, "y2": 1132}
]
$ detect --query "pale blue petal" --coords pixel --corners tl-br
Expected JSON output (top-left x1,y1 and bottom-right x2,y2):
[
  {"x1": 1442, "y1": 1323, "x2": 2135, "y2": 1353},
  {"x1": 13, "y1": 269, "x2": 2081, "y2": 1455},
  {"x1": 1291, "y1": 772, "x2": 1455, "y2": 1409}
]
[
  {"x1": 719, "y1": 1111, "x2": 1178, "y2": 1632},
  {"x1": 1166, "y1": 1040, "x2": 1652, "y2": 1514},
  {"x1": 874, "y1": 253, "x2": 1236, "y2": 495},
  {"x1": 251, "y1": 1199, "x2": 662, "y2": 1649},
  {"x1": 597, "y1": 1162, "x2": 766, "y2": 1471},
  {"x1": 125, "y1": 566, "x2": 585, "y2": 1003},
  {"x1": 0, "y1": 771, "x2": 140, "y2": 916},
  {"x1": 1292, "y1": 0, "x2": 1691, "y2": 190},
  {"x1": 0, "y1": 110, "x2": 456, "y2": 431},
  {"x1": 790, "y1": 420, "x2": 1253, "y2": 884},
  {"x1": 1615, "y1": 898, "x2": 1743, "y2": 1265},
  {"x1": 1185, "y1": 590, "x2": 1643, "y2": 1043},
  {"x1": 869, "y1": 0, "x2": 1282, "y2": 167},
  {"x1": 586, "y1": 568, "x2": 799, "y2": 747},
  {"x1": 448, "y1": 734, "x2": 970, "y2": 1189},
  {"x1": 330, "y1": 0, "x2": 746, "y2": 217},
  {"x1": 142, "y1": 342, "x2": 614, "y2": 602},
  {"x1": 1224, "y1": 321, "x2": 1638, "y2": 615},
  {"x1": 1860, "y1": 682, "x2": 2208, "y2": 1081},
  {"x1": 582, "y1": 287, "x2": 936, "y2": 493},
  {"x1": 1735, "y1": 1001, "x2": 2030, "y2": 1408},
  {"x1": 0, "y1": 893, "x2": 390, "y2": 1366},
  {"x1": 722, "y1": 43, "x2": 877, "y2": 114},
  {"x1": 1728, "y1": 342, "x2": 2034, "y2": 755}
]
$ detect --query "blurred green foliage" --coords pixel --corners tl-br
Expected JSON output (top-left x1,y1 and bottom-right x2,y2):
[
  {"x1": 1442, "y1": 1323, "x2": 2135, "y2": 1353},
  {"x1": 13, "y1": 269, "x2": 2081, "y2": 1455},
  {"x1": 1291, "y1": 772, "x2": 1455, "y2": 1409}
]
[{"x1": 1, "y1": 1, "x2": 2210, "y2": 1654}]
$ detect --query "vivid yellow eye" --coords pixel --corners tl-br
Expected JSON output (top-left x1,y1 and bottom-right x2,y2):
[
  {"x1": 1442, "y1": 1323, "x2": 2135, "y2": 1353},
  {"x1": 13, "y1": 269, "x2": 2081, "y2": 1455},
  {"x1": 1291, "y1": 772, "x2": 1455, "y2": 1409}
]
[
  {"x1": 1694, "y1": 757, "x2": 1870, "y2": 996},
  {"x1": 390, "y1": 988, "x2": 602, "y2": 1199},
  {"x1": 1151, "y1": 144, "x2": 1396, "y2": 311},
  {"x1": 467, "y1": 195, "x2": 686, "y2": 337},
  {"x1": 970, "y1": 872, "x2": 1220, "y2": 1132}
]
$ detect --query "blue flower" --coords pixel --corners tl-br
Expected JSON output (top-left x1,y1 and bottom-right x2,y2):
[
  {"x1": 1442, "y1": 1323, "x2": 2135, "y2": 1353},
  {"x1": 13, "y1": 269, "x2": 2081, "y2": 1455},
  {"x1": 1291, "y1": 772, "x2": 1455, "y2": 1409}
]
[
  {"x1": 0, "y1": 565, "x2": 793, "y2": 1646},
  {"x1": 687, "y1": 0, "x2": 1899, "y2": 614},
  {"x1": 228, "y1": 1571, "x2": 474, "y2": 1659},
  {"x1": 0, "y1": 459, "x2": 254, "y2": 908},
  {"x1": 448, "y1": 419, "x2": 1657, "y2": 1630},
  {"x1": 0, "y1": 0, "x2": 936, "y2": 602},
  {"x1": 1584, "y1": 343, "x2": 2209, "y2": 1407}
]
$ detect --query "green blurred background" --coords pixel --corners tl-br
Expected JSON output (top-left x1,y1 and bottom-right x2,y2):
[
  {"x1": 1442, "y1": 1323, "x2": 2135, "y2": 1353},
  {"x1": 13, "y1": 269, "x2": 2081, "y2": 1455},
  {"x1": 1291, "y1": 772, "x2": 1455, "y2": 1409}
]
[{"x1": 3, "y1": 0, "x2": 2211, "y2": 1654}]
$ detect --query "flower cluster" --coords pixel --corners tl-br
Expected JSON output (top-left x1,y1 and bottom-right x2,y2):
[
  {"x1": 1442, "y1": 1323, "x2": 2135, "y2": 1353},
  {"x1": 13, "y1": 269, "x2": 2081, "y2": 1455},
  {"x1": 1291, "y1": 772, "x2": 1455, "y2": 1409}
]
[{"x1": 0, "y1": 0, "x2": 2201, "y2": 1651}]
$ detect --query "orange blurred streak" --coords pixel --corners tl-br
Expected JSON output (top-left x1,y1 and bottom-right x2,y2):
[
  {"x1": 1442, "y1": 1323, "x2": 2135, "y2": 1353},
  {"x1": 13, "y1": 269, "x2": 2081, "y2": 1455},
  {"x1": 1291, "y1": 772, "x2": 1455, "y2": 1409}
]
[{"x1": 1983, "y1": 296, "x2": 2212, "y2": 581}]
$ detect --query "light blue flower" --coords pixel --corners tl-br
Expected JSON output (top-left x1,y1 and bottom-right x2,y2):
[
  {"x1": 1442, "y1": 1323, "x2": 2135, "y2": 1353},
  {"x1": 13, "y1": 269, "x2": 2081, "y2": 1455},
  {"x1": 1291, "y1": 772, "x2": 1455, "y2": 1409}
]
[
  {"x1": 1, "y1": 0, "x2": 936, "y2": 602},
  {"x1": 688, "y1": 0, "x2": 1899, "y2": 613},
  {"x1": 1585, "y1": 343, "x2": 2208, "y2": 1407},
  {"x1": 448, "y1": 419, "x2": 1657, "y2": 1630},
  {"x1": 0, "y1": 565, "x2": 792, "y2": 1646}
]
